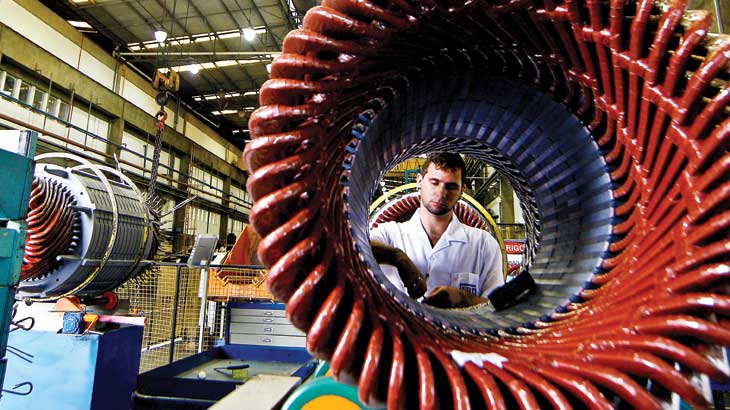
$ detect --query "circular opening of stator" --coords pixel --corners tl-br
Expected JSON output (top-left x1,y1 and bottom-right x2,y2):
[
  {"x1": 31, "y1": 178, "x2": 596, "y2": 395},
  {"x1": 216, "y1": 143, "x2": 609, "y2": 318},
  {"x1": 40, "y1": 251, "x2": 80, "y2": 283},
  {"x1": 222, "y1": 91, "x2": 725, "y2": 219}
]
[
  {"x1": 369, "y1": 158, "x2": 518, "y2": 275},
  {"x1": 346, "y1": 75, "x2": 615, "y2": 335}
]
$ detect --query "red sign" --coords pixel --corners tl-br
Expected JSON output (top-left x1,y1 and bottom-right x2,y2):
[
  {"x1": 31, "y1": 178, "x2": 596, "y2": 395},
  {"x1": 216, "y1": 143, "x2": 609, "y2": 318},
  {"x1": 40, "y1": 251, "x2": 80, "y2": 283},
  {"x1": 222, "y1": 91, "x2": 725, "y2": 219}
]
[{"x1": 504, "y1": 240, "x2": 525, "y2": 254}]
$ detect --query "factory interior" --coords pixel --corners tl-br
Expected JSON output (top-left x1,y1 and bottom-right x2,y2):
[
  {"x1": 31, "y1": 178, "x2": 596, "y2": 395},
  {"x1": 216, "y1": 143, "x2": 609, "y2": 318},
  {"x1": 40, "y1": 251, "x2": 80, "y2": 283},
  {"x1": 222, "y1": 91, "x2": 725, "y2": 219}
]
[{"x1": 0, "y1": 0, "x2": 730, "y2": 409}]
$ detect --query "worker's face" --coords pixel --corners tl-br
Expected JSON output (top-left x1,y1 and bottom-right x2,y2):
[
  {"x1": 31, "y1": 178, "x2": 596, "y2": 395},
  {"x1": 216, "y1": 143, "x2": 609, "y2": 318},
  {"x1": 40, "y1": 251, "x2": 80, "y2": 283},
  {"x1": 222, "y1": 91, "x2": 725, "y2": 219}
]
[{"x1": 417, "y1": 163, "x2": 464, "y2": 216}]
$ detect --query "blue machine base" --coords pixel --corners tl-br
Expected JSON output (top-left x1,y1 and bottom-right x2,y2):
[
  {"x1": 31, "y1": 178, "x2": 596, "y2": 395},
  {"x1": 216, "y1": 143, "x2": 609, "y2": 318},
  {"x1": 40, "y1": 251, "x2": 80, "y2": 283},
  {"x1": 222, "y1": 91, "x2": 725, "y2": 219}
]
[{"x1": 3, "y1": 325, "x2": 143, "y2": 410}]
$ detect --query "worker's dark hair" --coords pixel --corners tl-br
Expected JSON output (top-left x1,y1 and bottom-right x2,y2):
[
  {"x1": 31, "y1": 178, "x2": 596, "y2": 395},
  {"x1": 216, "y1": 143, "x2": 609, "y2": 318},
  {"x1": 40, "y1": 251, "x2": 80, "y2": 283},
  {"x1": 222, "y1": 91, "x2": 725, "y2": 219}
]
[{"x1": 421, "y1": 152, "x2": 467, "y2": 185}]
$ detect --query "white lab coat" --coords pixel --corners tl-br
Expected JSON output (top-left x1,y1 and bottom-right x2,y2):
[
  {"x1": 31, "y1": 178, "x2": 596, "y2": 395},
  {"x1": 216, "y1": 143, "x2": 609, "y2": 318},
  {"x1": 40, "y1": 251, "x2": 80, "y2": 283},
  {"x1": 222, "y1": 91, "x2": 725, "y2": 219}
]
[{"x1": 371, "y1": 212, "x2": 504, "y2": 297}]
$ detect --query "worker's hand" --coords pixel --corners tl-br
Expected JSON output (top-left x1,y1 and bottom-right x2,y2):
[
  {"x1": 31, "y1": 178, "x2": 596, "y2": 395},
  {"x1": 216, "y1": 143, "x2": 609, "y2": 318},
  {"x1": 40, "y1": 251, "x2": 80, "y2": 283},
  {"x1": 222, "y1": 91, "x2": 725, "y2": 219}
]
[
  {"x1": 398, "y1": 259, "x2": 427, "y2": 299},
  {"x1": 371, "y1": 240, "x2": 427, "y2": 299},
  {"x1": 422, "y1": 286, "x2": 489, "y2": 308}
]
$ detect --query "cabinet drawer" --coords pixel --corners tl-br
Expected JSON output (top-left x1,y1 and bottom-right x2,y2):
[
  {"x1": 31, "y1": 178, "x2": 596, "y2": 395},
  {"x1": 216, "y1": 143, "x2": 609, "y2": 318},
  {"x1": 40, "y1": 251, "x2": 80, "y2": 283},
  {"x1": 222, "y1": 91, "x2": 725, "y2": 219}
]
[
  {"x1": 231, "y1": 308, "x2": 287, "y2": 318},
  {"x1": 229, "y1": 334, "x2": 306, "y2": 348},
  {"x1": 230, "y1": 323, "x2": 304, "y2": 337},
  {"x1": 230, "y1": 315, "x2": 292, "y2": 325}
]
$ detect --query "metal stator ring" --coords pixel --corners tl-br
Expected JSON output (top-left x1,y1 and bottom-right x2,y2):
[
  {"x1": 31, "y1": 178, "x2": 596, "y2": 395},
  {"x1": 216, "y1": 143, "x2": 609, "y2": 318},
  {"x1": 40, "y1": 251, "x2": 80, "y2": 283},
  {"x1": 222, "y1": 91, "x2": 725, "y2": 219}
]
[
  {"x1": 19, "y1": 153, "x2": 158, "y2": 301},
  {"x1": 245, "y1": 1, "x2": 730, "y2": 408}
]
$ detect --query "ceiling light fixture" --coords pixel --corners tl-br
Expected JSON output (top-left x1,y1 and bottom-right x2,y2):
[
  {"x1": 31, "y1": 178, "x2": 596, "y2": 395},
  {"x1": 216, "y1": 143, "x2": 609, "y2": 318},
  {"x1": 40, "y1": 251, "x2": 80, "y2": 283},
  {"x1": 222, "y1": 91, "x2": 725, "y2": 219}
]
[
  {"x1": 154, "y1": 30, "x2": 168, "y2": 44},
  {"x1": 242, "y1": 28, "x2": 256, "y2": 42},
  {"x1": 68, "y1": 20, "x2": 93, "y2": 29}
]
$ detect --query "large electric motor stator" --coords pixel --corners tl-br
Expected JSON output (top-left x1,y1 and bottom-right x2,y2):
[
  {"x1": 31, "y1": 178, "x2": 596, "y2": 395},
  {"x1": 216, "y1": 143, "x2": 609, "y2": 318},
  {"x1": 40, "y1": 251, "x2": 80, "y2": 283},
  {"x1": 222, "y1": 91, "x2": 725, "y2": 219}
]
[
  {"x1": 244, "y1": 0, "x2": 730, "y2": 408},
  {"x1": 19, "y1": 153, "x2": 158, "y2": 301}
]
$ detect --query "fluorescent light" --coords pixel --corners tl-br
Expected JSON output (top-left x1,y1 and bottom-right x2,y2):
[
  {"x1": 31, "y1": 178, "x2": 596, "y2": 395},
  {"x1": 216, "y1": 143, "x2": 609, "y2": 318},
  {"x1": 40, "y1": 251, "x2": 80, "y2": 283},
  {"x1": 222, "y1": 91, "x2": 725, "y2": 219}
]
[
  {"x1": 189, "y1": 64, "x2": 200, "y2": 74},
  {"x1": 193, "y1": 91, "x2": 256, "y2": 101},
  {"x1": 212, "y1": 110, "x2": 237, "y2": 115},
  {"x1": 154, "y1": 30, "x2": 168, "y2": 43},
  {"x1": 219, "y1": 32, "x2": 241, "y2": 39},
  {"x1": 242, "y1": 28, "x2": 256, "y2": 42},
  {"x1": 215, "y1": 60, "x2": 238, "y2": 68},
  {"x1": 68, "y1": 20, "x2": 93, "y2": 29},
  {"x1": 236, "y1": 59, "x2": 265, "y2": 65},
  {"x1": 129, "y1": 29, "x2": 278, "y2": 51}
]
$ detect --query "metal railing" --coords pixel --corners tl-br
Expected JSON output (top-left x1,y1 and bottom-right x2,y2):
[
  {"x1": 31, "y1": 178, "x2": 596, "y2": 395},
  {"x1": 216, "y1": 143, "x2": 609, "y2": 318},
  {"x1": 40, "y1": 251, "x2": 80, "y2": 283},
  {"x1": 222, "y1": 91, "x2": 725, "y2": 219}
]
[{"x1": 116, "y1": 261, "x2": 271, "y2": 372}]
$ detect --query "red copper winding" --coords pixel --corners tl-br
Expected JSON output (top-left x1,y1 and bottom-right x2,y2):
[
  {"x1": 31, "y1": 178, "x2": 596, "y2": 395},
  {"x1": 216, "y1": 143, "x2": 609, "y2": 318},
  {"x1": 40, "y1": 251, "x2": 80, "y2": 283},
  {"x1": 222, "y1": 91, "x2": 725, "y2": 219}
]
[
  {"x1": 371, "y1": 194, "x2": 490, "y2": 233},
  {"x1": 386, "y1": 326, "x2": 406, "y2": 410},
  {"x1": 546, "y1": 357, "x2": 662, "y2": 410},
  {"x1": 502, "y1": 360, "x2": 572, "y2": 410},
  {"x1": 21, "y1": 178, "x2": 78, "y2": 281},
  {"x1": 358, "y1": 322, "x2": 385, "y2": 407},
  {"x1": 245, "y1": 0, "x2": 730, "y2": 408},
  {"x1": 462, "y1": 361, "x2": 507, "y2": 410},
  {"x1": 282, "y1": 29, "x2": 378, "y2": 57},
  {"x1": 481, "y1": 360, "x2": 540, "y2": 410},
  {"x1": 531, "y1": 366, "x2": 614, "y2": 410}
]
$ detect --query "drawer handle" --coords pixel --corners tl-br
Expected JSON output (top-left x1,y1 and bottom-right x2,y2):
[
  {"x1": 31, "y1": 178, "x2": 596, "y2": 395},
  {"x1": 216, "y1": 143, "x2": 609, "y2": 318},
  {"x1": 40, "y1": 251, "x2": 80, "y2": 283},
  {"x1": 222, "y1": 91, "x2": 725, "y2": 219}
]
[
  {"x1": 264, "y1": 327, "x2": 273, "y2": 332},
  {"x1": 264, "y1": 318, "x2": 273, "y2": 323},
  {"x1": 264, "y1": 312, "x2": 273, "y2": 316},
  {"x1": 263, "y1": 338, "x2": 272, "y2": 343}
]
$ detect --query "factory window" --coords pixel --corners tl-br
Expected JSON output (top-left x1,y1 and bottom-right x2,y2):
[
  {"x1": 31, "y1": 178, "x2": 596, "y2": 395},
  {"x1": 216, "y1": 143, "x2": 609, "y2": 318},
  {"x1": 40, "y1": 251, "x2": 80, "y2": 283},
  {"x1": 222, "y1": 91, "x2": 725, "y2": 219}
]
[
  {"x1": 229, "y1": 184, "x2": 249, "y2": 212},
  {"x1": 47, "y1": 96, "x2": 61, "y2": 117},
  {"x1": 33, "y1": 89, "x2": 47, "y2": 111},
  {"x1": 170, "y1": 155, "x2": 183, "y2": 189},
  {"x1": 18, "y1": 82, "x2": 31, "y2": 105},
  {"x1": 47, "y1": 96, "x2": 72, "y2": 122},
  {"x1": 166, "y1": 153, "x2": 177, "y2": 177},
  {"x1": 58, "y1": 100, "x2": 71, "y2": 121},
  {"x1": 229, "y1": 219, "x2": 244, "y2": 235},
  {"x1": 2, "y1": 74, "x2": 16, "y2": 96}
]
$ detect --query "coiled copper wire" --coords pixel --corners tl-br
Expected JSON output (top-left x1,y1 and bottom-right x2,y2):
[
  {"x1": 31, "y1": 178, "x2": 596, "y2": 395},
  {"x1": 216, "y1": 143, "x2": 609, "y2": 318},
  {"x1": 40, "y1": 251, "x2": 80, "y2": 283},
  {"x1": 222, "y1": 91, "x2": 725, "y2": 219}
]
[
  {"x1": 371, "y1": 195, "x2": 491, "y2": 234},
  {"x1": 245, "y1": 0, "x2": 730, "y2": 408},
  {"x1": 21, "y1": 177, "x2": 79, "y2": 281}
]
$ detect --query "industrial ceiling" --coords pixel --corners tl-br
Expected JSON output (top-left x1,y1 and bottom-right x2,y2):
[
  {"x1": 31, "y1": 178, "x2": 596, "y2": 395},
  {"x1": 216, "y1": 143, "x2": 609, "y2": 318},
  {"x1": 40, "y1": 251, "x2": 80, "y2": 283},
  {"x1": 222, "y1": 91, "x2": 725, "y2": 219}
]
[{"x1": 41, "y1": 0, "x2": 319, "y2": 150}]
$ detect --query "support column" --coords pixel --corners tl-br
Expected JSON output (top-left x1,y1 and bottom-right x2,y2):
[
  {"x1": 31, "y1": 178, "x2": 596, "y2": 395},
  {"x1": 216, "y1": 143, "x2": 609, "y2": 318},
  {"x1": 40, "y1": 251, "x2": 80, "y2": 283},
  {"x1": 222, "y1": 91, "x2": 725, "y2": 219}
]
[
  {"x1": 0, "y1": 24, "x2": 4, "y2": 64},
  {"x1": 219, "y1": 175, "x2": 232, "y2": 242},
  {"x1": 172, "y1": 153, "x2": 191, "y2": 253},
  {"x1": 106, "y1": 115, "x2": 124, "y2": 164},
  {"x1": 499, "y1": 176, "x2": 515, "y2": 224}
]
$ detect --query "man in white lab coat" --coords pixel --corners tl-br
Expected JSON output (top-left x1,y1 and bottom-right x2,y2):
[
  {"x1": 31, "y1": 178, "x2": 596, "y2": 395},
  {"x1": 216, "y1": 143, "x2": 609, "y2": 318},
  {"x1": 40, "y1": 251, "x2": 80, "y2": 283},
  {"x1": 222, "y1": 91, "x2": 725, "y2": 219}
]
[{"x1": 371, "y1": 152, "x2": 503, "y2": 308}]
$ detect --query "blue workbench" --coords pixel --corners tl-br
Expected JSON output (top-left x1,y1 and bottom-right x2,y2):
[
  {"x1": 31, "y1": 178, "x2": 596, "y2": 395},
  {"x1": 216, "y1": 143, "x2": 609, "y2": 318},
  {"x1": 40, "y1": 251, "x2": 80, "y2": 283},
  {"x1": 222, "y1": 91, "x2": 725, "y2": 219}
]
[{"x1": 132, "y1": 344, "x2": 315, "y2": 409}]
